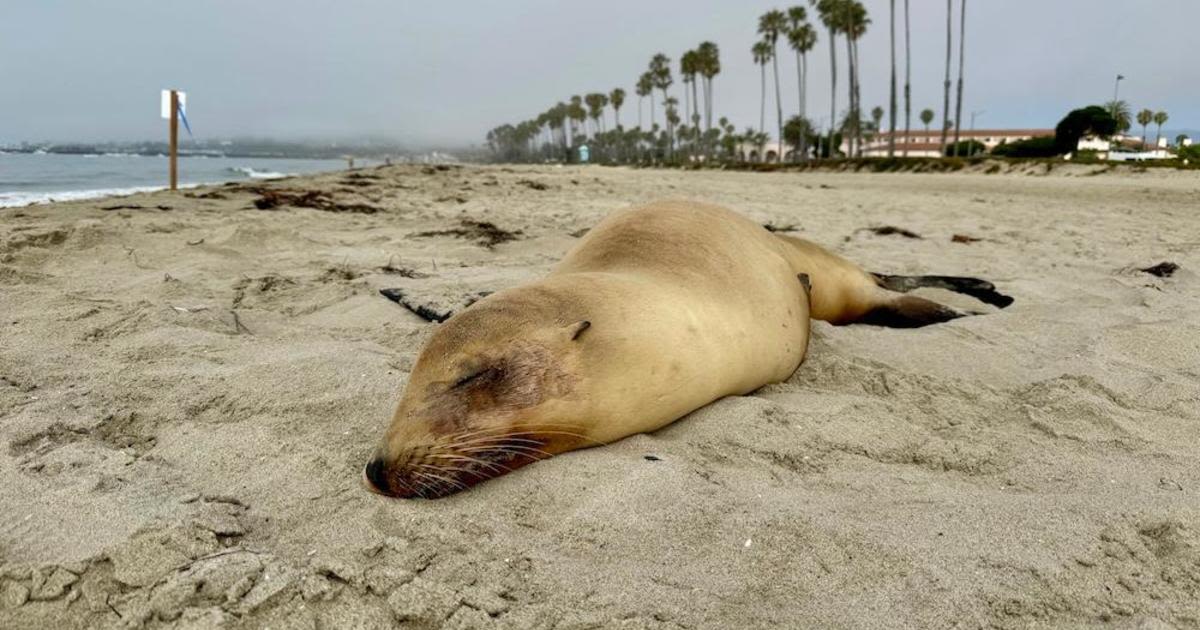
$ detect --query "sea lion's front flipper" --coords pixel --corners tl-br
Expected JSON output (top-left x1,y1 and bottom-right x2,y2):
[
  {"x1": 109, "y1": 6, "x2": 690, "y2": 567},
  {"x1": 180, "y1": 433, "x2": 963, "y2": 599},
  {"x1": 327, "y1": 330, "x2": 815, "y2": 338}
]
[{"x1": 871, "y1": 273, "x2": 1014, "y2": 309}]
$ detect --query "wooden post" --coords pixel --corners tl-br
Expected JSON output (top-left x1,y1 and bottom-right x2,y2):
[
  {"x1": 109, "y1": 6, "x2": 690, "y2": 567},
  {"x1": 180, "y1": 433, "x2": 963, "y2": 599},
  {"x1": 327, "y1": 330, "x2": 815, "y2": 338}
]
[{"x1": 169, "y1": 90, "x2": 179, "y2": 190}]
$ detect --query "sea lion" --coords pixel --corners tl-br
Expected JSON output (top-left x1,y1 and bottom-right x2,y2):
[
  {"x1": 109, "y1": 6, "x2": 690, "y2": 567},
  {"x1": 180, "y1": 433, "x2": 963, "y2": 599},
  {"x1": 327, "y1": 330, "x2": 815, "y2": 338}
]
[{"x1": 364, "y1": 201, "x2": 1011, "y2": 498}]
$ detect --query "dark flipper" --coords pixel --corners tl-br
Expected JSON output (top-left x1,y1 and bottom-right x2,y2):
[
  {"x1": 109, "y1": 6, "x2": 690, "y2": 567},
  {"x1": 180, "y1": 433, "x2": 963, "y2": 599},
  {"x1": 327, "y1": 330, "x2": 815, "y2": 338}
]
[
  {"x1": 857, "y1": 295, "x2": 968, "y2": 328},
  {"x1": 872, "y1": 273, "x2": 1014, "y2": 309}
]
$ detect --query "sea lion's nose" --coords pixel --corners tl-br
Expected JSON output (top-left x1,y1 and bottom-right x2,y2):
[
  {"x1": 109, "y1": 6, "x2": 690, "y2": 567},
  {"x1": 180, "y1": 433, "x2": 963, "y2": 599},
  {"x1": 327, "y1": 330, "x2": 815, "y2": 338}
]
[{"x1": 363, "y1": 457, "x2": 390, "y2": 495}]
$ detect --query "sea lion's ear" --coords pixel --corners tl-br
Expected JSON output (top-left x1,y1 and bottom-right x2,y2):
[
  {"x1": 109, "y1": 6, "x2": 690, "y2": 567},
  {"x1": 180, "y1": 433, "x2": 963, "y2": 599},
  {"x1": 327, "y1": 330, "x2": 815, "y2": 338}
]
[{"x1": 568, "y1": 320, "x2": 591, "y2": 341}]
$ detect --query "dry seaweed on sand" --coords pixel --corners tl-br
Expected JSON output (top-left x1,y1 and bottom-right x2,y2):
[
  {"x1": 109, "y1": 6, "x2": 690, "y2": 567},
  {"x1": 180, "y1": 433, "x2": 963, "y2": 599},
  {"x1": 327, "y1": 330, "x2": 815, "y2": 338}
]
[
  {"x1": 377, "y1": 257, "x2": 430, "y2": 278},
  {"x1": 763, "y1": 223, "x2": 799, "y2": 233},
  {"x1": 952, "y1": 233, "x2": 983, "y2": 243},
  {"x1": 1139, "y1": 262, "x2": 1179, "y2": 278},
  {"x1": 856, "y1": 225, "x2": 923, "y2": 239},
  {"x1": 515, "y1": 179, "x2": 550, "y2": 191},
  {"x1": 249, "y1": 188, "x2": 380, "y2": 214},
  {"x1": 101, "y1": 204, "x2": 172, "y2": 211},
  {"x1": 410, "y1": 219, "x2": 523, "y2": 249},
  {"x1": 379, "y1": 288, "x2": 492, "y2": 323},
  {"x1": 184, "y1": 190, "x2": 228, "y2": 200}
]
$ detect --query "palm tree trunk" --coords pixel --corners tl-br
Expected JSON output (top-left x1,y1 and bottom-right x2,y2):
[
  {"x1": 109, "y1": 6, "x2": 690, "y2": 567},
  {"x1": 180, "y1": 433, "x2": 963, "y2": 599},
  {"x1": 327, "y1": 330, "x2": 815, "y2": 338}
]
[
  {"x1": 795, "y1": 50, "x2": 805, "y2": 163},
  {"x1": 637, "y1": 96, "x2": 643, "y2": 130},
  {"x1": 903, "y1": 0, "x2": 911, "y2": 157},
  {"x1": 888, "y1": 0, "x2": 897, "y2": 157},
  {"x1": 849, "y1": 34, "x2": 859, "y2": 157},
  {"x1": 853, "y1": 38, "x2": 863, "y2": 156},
  {"x1": 686, "y1": 81, "x2": 696, "y2": 132},
  {"x1": 661, "y1": 89, "x2": 672, "y2": 158},
  {"x1": 704, "y1": 77, "x2": 713, "y2": 132},
  {"x1": 827, "y1": 28, "x2": 837, "y2": 158},
  {"x1": 940, "y1": 0, "x2": 952, "y2": 156},
  {"x1": 1155, "y1": 124, "x2": 1162, "y2": 147},
  {"x1": 760, "y1": 64, "x2": 766, "y2": 137},
  {"x1": 1142, "y1": 125, "x2": 1147, "y2": 148},
  {"x1": 772, "y1": 48, "x2": 783, "y2": 162},
  {"x1": 692, "y1": 77, "x2": 700, "y2": 136},
  {"x1": 800, "y1": 53, "x2": 809, "y2": 161},
  {"x1": 953, "y1": 0, "x2": 967, "y2": 157}
]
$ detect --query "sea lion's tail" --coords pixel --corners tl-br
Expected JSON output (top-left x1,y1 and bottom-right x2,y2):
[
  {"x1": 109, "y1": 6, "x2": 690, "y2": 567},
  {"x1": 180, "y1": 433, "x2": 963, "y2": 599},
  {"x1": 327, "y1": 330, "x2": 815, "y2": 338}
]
[{"x1": 871, "y1": 273, "x2": 1015, "y2": 309}]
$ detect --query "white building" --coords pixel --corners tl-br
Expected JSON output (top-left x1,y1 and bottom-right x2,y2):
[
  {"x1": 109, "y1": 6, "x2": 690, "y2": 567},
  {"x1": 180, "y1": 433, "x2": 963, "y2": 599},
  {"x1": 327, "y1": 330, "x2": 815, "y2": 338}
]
[
  {"x1": 1077, "y1": 134, "x2": 1172, "y2": 161},
  {"x1": 859, "y1": 129, "x2": 1055, "y2": 157}
]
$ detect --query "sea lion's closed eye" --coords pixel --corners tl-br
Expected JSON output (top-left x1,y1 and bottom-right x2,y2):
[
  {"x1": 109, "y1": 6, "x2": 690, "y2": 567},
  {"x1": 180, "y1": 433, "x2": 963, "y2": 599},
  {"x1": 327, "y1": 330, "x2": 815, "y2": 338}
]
[{"x1": 453, "y1": 367, "x2": 498, "y2": 388}]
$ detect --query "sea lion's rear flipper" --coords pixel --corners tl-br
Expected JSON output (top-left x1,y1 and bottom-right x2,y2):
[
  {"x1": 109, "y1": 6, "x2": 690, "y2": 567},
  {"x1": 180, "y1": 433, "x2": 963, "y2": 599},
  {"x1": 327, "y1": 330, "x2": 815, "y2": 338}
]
[
  {"x1": 871, "y1": 273, "x2": 1014, "y2": 309},
  {"x1": 858, "y1": 295, "x2": 970, "y2": 328}
]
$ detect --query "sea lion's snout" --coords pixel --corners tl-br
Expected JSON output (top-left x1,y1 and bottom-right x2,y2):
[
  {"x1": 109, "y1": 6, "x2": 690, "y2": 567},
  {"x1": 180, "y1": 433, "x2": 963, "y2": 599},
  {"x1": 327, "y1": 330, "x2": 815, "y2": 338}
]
[{"x1": 363, "y1": 457, "x2": 391, "y2": 495}]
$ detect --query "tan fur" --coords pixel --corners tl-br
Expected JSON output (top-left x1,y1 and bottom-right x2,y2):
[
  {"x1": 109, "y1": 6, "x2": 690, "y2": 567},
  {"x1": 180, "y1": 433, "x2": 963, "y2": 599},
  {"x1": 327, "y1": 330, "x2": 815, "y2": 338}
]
[{"x1": 367, "y1": 201, "x2": 911, "y2": 498}]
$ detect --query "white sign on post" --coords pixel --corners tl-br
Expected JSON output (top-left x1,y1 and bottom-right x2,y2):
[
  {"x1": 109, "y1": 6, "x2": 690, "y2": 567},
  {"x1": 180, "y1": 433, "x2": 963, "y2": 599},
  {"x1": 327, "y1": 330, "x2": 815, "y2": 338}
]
[{"x1": 160, "y1": 90, "x2": 187, "y2": 119}]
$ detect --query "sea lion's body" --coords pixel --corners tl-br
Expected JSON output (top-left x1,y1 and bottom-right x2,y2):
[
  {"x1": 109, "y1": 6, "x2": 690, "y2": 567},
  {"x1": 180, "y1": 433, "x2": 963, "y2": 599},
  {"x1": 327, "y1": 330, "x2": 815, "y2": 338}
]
[{"x1": 365, "y1": 201, "x2": 1011, "y2": 498}]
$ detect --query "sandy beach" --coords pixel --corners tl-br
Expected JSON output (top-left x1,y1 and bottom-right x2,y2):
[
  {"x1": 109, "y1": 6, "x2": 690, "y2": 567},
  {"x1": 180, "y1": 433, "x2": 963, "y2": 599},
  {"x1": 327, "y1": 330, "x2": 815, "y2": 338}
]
[{"x1": 1, "y1": 163, "x2": 1198, "y2": 629}]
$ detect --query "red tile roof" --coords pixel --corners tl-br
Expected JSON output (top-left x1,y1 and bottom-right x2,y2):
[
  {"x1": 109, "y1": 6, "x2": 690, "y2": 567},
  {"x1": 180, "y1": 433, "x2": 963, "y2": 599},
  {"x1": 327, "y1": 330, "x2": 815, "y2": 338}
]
[{"x1": 875, "y1": 129, "x2": 1054, "y2": 140}]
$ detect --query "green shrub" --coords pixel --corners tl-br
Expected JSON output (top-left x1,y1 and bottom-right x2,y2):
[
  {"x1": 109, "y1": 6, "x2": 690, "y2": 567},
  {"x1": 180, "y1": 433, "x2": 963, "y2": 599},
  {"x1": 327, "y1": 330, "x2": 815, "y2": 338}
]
[
  {"x1": 944, "y1": 140, "x2": 986, "y2": 157},
  {"x1": 992, "y1": 136, "x2": 1059, "y2": 158}
]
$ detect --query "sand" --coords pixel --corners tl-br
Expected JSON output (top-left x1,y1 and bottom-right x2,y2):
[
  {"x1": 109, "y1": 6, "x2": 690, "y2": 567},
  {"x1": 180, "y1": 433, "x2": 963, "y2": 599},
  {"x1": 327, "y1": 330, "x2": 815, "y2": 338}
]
[{"x1": 1, "y1": 163, "x2": 1197, "y2": 629}]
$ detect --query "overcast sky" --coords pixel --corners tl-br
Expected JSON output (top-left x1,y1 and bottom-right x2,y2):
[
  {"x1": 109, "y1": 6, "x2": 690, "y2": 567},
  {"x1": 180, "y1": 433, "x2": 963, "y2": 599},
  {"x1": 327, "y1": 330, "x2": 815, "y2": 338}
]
[{"x1": 2, "y1": 0, "x2": 1196, "y2": 147}]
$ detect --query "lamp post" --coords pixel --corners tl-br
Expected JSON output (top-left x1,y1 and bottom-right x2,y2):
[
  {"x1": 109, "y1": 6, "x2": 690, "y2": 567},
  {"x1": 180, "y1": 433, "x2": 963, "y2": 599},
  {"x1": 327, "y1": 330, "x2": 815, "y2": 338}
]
[
  {"x1": 970, "y1": 110, "x2": 985, "y2": 132},
  {"x1": 1112, "y1": 74, "x2": 1124, "y2": 105}
]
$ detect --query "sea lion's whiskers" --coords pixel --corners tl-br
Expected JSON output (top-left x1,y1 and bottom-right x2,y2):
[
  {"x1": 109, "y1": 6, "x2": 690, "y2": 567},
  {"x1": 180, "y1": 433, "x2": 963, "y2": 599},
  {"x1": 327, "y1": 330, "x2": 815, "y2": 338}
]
[
  {"x1": 456, "y1": 441, "x2": 552, "y2": 455},
  {"x1": 457, "y1": 444, "x2": 553, "y2": 459},
  {"x1": 446, "y1": 434, "x2": 545, "y2": 446},
  {"x1": 411, "y1": 469, "x2": 466, "y2": 493},
  {"x1": 413, "y1": 461, "x2": 474, "y2": 478},
  {"x1": 431, "y1": 452, "x2": 511, "y2": 475},
  {"x1": 428, "y1": 451, "x2": 498, "y2": 468}
]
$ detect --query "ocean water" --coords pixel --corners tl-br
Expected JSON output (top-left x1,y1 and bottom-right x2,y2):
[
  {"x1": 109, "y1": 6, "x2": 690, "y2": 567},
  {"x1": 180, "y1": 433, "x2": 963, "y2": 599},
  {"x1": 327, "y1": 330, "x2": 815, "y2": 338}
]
[{"x1": 0, "y1": 152, "x2": 355, "y2": 208}]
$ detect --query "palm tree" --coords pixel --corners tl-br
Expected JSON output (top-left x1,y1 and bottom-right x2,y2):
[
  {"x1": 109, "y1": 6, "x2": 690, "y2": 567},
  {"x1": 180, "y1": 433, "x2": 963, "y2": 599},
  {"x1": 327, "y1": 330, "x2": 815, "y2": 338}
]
[
  {"x1": 903, "y1": 0, "x2": 912, "y2": 156},
  {"x1": 697, "y1": 41, "x2": 721, "y2": 132},
  {"x1": 568, "y1": 95, "x2": 586, "y2": 144},
  {"x1": 752, "y1": 40, "x2": 772, "y2": 137},
  {"x1": 585, "y1": 93, "x2": 608, "y2": 136},
  {"x1": 871, "y1": 106, "x2": 884, "y2": 141},
  {"x1": 649, "y1": 53, "x2": 674, "y2": 154},
  {"x1": 787, "y1": 8, "x2": 817, "y2": 162},
  {"x1": 636, "y1": 73, "x2": 653, "y2": 129},
  {"x1": 888, "y1": 0, "x2": 897, "y2": 156},
  {"x1": 681, "y1": 50, "x2": 701, "y2": 130},
  {"x1": 940, "y1": 0, "x2": 952, "y2": 155},
  {"x1": 664, "y1": 96, "x2": 680, "y2": 154},
  {"x1": 1152, "y1": 111, "x2": 1168, "y2": 147},
  {"x1": 759, "y1": 10, "x2": 788, "y2": 162},
  {"x1": 610, "y1": 88, "x2": 626, "y2": 129},
  {"x1": 843, "y1": 2, "x2": 870, "y2": 156},
  {"x1": 1136, "y1": 109, "x2": 1153, "y2": 148},
  {"x1": 1105, "y1": 100, "x2": 1132, "y2": 134},
  {"x1": 920, "y1": 108, "x2": 934, "y2": 136},
  {"x1": 811, "y1": 0, "x2": 839, "y2": 159},
  {"x1": 549, "y1": 102, "x2": 568, "y2": 154},
  {"x1": 680, "y1": 51, "x2": 695, "y2": 128},
  {"x1": 952, "y1": 0, "x2": 967, "y2": 156}
]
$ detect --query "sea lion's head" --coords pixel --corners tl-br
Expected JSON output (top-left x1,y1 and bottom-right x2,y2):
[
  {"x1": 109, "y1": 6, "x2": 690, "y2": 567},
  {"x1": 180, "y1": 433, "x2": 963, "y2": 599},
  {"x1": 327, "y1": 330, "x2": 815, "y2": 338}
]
[{"x1": 364, "y1": 291, "x2": 593, "y2": 498}]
